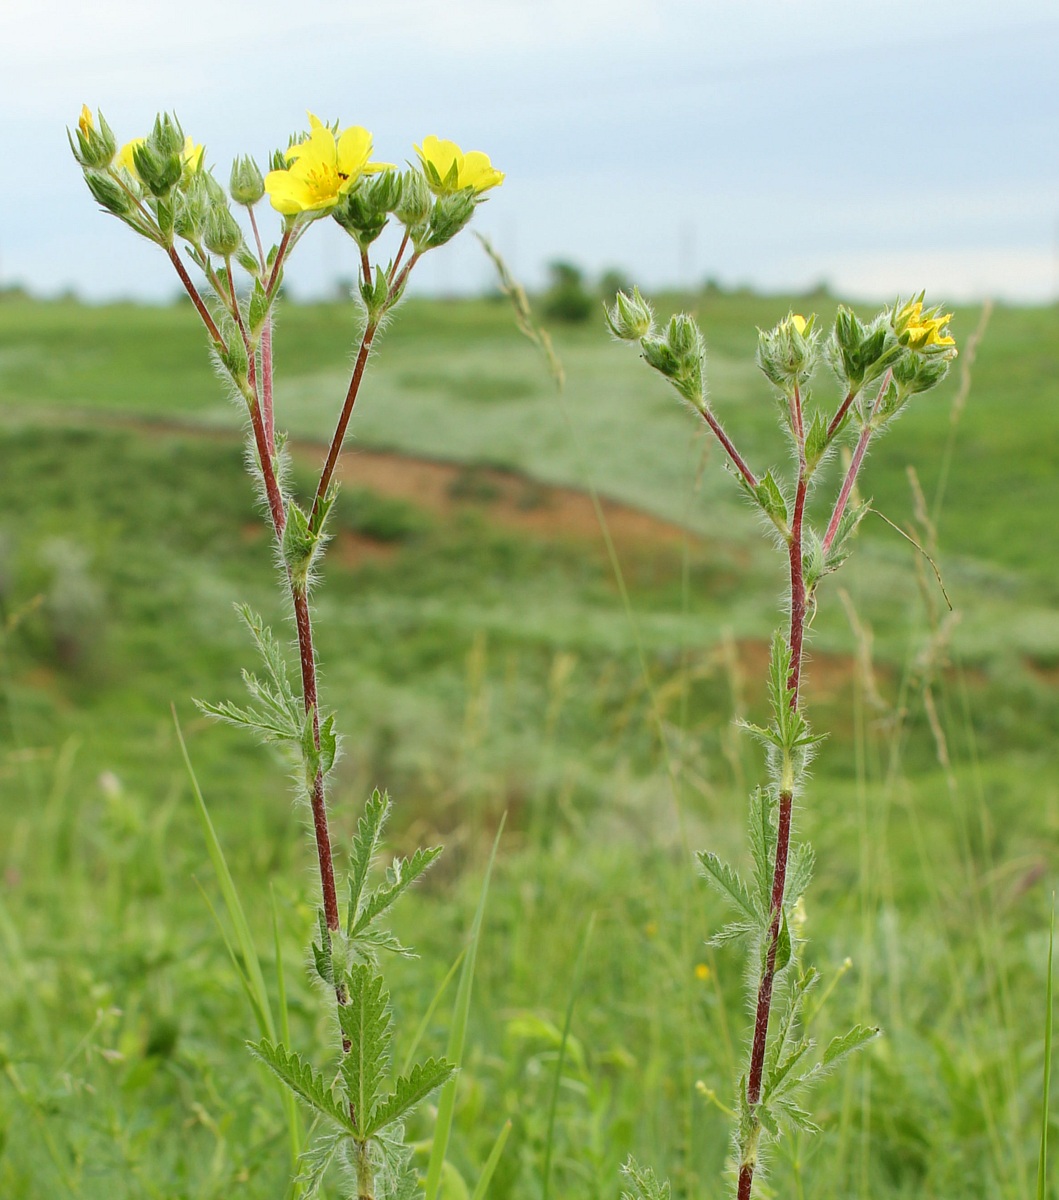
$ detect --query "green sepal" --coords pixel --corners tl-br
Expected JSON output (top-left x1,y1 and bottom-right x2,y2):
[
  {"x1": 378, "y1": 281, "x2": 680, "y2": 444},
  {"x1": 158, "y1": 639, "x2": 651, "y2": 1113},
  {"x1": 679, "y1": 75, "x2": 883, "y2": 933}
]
[
  {"x1": 155, "y1": 196, "x2": 175, "y2": 242},
  {"x1": 359, "y1": 265, "x2": 391, "y2": 323},
  {"x1": 247, "y1": 1037, "x2": 355, "y2": 1133},
  {"x1": 422, "y1": 192, "x2": 476, "y2": 249},
  {"x1": 83, "y1": 170, "x2": 135, "y2": 221}
]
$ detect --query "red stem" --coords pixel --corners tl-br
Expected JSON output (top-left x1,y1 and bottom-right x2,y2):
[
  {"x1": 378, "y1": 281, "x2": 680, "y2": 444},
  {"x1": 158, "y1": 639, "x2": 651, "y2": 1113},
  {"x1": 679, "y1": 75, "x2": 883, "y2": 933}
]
[
  {"x1": 166, "y1": 247, "x2": 223, "y2": 344},
  {"x1": 826, "y1": 388, "x2": 856, "y2": 440},
  {"x1": 738, "y1": 458, "x2": 808, "y2": 1197},
  {"x1": 699, "y1": 406, "x2": 758, "y2": 490}
]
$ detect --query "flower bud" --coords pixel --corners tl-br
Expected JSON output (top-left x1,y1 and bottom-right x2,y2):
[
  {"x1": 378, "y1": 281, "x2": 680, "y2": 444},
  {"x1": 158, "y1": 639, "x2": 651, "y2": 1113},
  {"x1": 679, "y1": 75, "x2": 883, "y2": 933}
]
[
  {"x1": 84, "y1": 170, "x2": 132, "y2": 217},
  {"x1": 69, "y1": 105, "x2": 116, "y2": 169},
  {"x1": 150, "y1": 112, "x2": 185, "y2": 158},
  {"x1": 229, "y1": 155, "x2": 265, "y2": 206},
  {"x1": 422, "y1": 192, "x2": 476, "y2": 249},
  {"x1": 174, "y1": 172, "x2": 211, "y2": 243},
  {"x1": 756, "y1": 311, "x2": 819, "y2": 390},
  {"x1": 605, "y1": 288, "x2": 653, "y2": 340},
  {"x1": 130, "y1": 141, "x2": 182, "y2": 197},
  {"x1": 395, "y1": 171, "x2": 432, "y2": 227},
  {"x1": 204, "y1": 204, "x2": 244, "y2": 256},
  {"x1": 824, "y1": 306, "x2": 901, "y2": 392}
]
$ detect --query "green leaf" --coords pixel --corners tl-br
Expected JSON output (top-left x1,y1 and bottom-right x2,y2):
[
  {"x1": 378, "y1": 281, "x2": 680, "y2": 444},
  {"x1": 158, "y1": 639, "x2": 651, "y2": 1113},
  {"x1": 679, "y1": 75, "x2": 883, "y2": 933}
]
[
  {"x1": 311, "y1": 908, "x2": 334, "y2": 987},
  {"x1": 748, "y1": 787, "x2": 777, "y2": 914},
  {"x1": 337, "y1": 962, "x2": 392, "y2": 1136},
  {"x1": 295, "y1": 1131, "x2": 345, "y2": 1198},
  {"x1": 763, "y1": 966, "x2": 819, "y2": 1095},
  {"x1": 350, "y1": 845, "x2": 444, "y2": 947},
  {"x1": 774, "y1": 1098, "x2": 822, "y2": 1134},
  {"x1": 620, "y1": 1157, "x2": 671, "y2": 1200},
  {"x1": 821, "y1": 1023, "x2": 880, "y2": 1069},
  {"x1": 754, "y1": 470, "x2": 789, "y2": 532},
  {"x1": 708, "y1": 919, "x2": 758, "y2": 948},
  {"x1": 784, "y1": 841, "x2": 815, "y2": 907},
  {"x1": 804, "y1": 410, "x2": 829, "y2": 471},
  {"x1": 369, "y1": 1056, "x2": 456, "y2": 1135},
  {"x1": 697, "y1": 851, "x2": 760, "y2": 923},
  {"x1": 247, "y1": 1038, "x2": 354, "y2": 1132},
  {"x1": 348, "y1": 789, "x2": 390, "y2": 935}
]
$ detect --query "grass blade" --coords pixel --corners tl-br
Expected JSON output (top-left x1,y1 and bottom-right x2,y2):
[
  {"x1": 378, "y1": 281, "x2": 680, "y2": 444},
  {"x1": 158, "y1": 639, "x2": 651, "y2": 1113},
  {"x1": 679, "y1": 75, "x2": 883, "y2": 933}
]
[
  {"x1": 543, "y1": 911, "x2": 595, "y2": 1200},
  {"x1": 401, "y1": 948, "x2": 466, "y2": 1076},
  {"x1": 173, "y1": 707, "x2": 275, "y2": 1040},
  {"x1": 470, "y1": 1118, "x2": 513, "y2": 1200},
  {"x1": 424, "y1": 815, "x2": 506, "y2": 1200},
  {"x1": 1038, "y1": 896, "x2": 1055, "y2": 1200}
]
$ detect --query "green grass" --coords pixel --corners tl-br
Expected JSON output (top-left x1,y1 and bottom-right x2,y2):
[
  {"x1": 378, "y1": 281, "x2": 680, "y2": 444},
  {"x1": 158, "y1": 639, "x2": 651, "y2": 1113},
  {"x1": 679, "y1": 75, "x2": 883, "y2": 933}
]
[{"x1": 0, "y1": 289, "x2": 1057, "y2": 1198}]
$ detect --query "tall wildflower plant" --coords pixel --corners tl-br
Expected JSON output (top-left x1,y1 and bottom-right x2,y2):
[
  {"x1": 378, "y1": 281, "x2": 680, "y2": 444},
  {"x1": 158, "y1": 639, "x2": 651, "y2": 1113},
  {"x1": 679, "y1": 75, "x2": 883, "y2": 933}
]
[
  {"x1": 70, "y1": 107, "x2": 503, "y2": 1197},
  {"x1": 607, "y1": 288, "x2": 957, "y2": 1198}
]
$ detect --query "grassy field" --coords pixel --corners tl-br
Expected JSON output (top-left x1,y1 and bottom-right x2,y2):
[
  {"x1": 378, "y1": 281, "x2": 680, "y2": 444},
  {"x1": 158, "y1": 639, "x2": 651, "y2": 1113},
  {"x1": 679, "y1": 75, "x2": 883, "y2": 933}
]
[{"x1": 0, "y1": 286, "x2": 1057, "y2": 1198}]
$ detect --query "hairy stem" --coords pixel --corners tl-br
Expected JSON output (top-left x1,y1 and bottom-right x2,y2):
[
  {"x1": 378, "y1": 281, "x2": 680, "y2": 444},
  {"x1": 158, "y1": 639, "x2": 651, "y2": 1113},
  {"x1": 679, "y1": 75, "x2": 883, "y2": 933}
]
[
  {"x1": 698, "y1": 406, "x2": 758, "y2": 490},
  {"x1": 738, "y1": 455, "x2": 808, "y2": 1198},
  {"x1": 166, "y1": 246, "x2": 223, "y2": 344}
]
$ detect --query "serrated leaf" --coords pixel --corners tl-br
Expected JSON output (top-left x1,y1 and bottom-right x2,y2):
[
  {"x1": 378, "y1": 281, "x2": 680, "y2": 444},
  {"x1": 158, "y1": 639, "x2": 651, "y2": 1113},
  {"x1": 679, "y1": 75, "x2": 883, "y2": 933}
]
[
  {"x1": 337, "y1": 963, "x2": 392, "y2": 1135},
  {"x1": 804, "y1": 410, "x2": 829, "y2": 470},
  {"x1": 765, "y1": 1035, "x2": 813, "y2": 1101},
  {"x1": 369, "y1": 1056, "x2": 456, "y2": 1136},
  {"x1": 774, "y1": 1098, "x2": 822, "y2": 1134},
  {"x1": 295, "y1": 1130, "x2": 346, "y2": 1198},
  {"x1": 749, "y1": 786, "x2": 778, "y2": 914},
  {"x1": 621, "y1": 1156, "x2": 671, "y2": 1200},
  {"x1": 709, "y1": 919, "x2": 758, "y2": 948},
  {"x1": 247, "y1": 1037, "x2": 353, "y2": 1132},
  {"x1": 822, "y1": 1023, "x2": 880, "y2": 1069},
  {"x1": 763, "y1": 966, "x2": 819, "y2": 1093},
  {"x1": 351, "y1": 845, "x2": 444, "y2": 944},
  {"x1": 758, "y1": 1102, "x2": 780, "y2": 1137},
  {"x1": 311, "y1": 908, "x2": 334, "y2": 986},
  {"x1": 348, "y1": 789, "x2": 390, "y2": 936},
  {"x1": 784, "y1": 841, "x2": 815, "y2": 907},
  {"x1": 755, "y1": 470, "x2": 789, "y2": 531},
  {"x1": 697, "y1": 851, "x2": 760, "y2": 923}
]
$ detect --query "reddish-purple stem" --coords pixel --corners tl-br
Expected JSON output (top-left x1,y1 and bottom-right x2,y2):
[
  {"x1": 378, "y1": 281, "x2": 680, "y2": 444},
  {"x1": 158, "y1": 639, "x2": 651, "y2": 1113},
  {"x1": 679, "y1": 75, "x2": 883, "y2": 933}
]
[
  {"x1": 738, "y1": 413, "x2": 810, "y2": 1200},
  {"x1": 166, "y1": 247, "x2": 223, "y2": 344},
  {"x1": 826, "y1": 388, "x2": 856, "y2": 440},
  {"x1": 699, "y1": 407, "x2": 758, "y2": 490}
]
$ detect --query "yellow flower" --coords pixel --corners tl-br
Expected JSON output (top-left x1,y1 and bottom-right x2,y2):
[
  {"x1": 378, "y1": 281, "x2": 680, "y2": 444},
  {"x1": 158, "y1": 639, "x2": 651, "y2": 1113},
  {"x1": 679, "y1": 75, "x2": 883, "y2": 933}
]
[
  {"x1": 895, "y1": 298, "x2": 955, "y2": 350},
  {"x1": 78, "y1": 105, "x2": 95, "y2": 138},
  {"x1": 264, "y1": 114, "x2": 392, "y2": 216},
  {"x1": 694, "y1": 963, "x2": 711, "y2": 982},
  {"x1": 117, "y1": 136, "x2": 204, "y2": 179},
  {"x1": 791, "y1": 314, "x2": 807, "y2": 335},
  {"x1": 414, "y1": 136, "x2": 504, "y2": 194}
]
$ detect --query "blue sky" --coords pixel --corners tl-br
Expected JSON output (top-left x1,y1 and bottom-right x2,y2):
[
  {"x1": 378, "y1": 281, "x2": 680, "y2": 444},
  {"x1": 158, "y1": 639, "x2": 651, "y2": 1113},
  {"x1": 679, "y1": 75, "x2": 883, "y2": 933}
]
[{"x1": 2, "y1": 0, "x2": 1057, "y2": 302}]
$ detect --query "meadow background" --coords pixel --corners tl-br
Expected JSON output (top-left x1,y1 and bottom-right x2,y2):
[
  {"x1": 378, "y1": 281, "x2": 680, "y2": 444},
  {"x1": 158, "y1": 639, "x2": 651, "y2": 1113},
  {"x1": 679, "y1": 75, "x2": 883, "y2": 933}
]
[{"x1": 1, "y1": 277, "x2": 1057, "y2": 1198}]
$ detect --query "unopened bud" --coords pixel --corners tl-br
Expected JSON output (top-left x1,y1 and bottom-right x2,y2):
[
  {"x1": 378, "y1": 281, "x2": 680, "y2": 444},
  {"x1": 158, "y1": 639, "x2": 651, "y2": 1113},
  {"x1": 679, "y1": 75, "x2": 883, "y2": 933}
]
[
  {"x1": 69, "y1": 105, "x2": 116, "y2": 169},
  {"x1": 229, "y1": 155, "x2": 264, "y2": 206},
  {"x1": 204, "y1": 204, "x2": 244, "y2": 256},
  {"x1": 395, "y1": 171, "x2": 431, "y2": 226},
  {"x1": 84, "y1": 170, "x2": 132, "y2": 218},
  {"x1": 605, "y1": 288, "x2": 653, "y2": 340}
]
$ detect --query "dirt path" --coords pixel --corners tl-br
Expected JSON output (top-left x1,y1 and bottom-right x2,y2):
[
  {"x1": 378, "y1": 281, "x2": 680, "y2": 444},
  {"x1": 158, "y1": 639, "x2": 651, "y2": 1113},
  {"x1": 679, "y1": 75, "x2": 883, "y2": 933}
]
[{"x1": 44, "y1": 408, "x2": 701, "y2": 552}]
